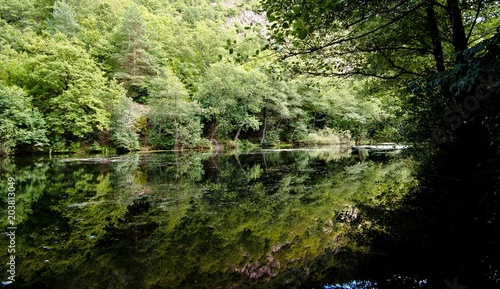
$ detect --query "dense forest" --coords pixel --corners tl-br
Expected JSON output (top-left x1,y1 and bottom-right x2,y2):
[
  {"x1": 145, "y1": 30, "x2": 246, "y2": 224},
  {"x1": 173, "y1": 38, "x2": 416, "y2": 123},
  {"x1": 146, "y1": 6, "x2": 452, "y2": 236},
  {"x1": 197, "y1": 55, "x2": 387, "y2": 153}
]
[
  {"x1": 0, "y1": 0, "x2": 499, "y2": 155},
  {"x1": 0, "y1": 0, "x2": 412, "y2": 155}
]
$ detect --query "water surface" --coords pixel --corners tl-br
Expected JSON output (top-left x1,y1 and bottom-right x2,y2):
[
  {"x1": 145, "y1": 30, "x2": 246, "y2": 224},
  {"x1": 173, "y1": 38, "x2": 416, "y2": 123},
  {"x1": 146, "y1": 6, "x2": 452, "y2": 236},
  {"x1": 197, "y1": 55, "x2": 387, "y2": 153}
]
[{"x1": 0, "y1": 148, "x2": 436, "y2": 288}]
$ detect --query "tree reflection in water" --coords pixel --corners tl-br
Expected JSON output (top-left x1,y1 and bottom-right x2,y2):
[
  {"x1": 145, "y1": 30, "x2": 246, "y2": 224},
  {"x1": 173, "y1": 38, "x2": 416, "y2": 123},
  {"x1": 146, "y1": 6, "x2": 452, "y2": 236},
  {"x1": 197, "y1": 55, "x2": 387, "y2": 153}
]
[{"x1": 0, "y1": 149, "x2": 497, "y2": 288}]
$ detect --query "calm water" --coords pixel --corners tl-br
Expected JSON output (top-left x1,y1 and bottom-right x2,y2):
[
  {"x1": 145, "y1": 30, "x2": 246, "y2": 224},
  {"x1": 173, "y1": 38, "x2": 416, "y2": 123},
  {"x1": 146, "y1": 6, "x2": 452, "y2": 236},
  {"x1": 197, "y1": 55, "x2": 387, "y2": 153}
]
[{"x1": 0, "y1": 148, "x2": 497, "y2": 288}]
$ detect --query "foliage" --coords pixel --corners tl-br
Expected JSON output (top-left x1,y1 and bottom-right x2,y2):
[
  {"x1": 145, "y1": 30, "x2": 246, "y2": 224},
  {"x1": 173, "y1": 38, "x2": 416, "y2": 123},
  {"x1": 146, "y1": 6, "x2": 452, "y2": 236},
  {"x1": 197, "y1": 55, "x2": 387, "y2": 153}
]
[
  {"x1": 109, "y1": 96, "x2": 140, "y2": 151},
  {"x1": 405, "y1": 30, "x2": 500, "y2": 154},
  {"x1": 0, "y1": 0, "x2": 52, "y2": 29},
  {"x1": 149, "y1": 99, "x2": 206, "y2": 150},
  {"x1": 113, "y1": 3, "x2": 157, "y2": 102},
  {"x1": 51, "y1": 0, "x2": 79, "y2": 37},
  {"x1": 194, "y1": 63, "x2": 266, "y2": 141},
  {"x1": 261, "y1": 0, "x2": 499, "y2": 78},
  {"x1": 148, "y1": 70, "x2": 206, "y2": 150},
  {"x1": 0, "y1": 30, "x2": 124, "y2": 150},
  {"x1": 0, "y1": 82, "x2": 48, "y2": 155},
  {"x1": 321, "y1": 78, "x2": 402, "y2": 143},
  {"x1": 0, "y1": 0, "x2": 409, "y2": 153},
  {"x1": 302, "y1": 127, "x2": 352, "y2": 146}
]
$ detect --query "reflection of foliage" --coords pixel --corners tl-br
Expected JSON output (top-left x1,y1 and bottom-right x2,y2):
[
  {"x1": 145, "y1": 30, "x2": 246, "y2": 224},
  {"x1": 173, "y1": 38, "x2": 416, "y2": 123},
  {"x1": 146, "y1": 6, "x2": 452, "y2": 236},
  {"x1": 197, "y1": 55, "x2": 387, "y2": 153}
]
[
  {"x1": 306, "y1": 146, "x2": 352, "y2": 162},
  {"x1": 0, "y1": 157, "x2": 50, "y2": 224},
  {"x1": 0, "y1": 151, "x2": 416, "y2": 288},
  {"x1": 139, "y1": 152, "x2": 416, "y2": 288},
  {"x1": 0, "y1": 155, "x2": 142, "y2": 287}
]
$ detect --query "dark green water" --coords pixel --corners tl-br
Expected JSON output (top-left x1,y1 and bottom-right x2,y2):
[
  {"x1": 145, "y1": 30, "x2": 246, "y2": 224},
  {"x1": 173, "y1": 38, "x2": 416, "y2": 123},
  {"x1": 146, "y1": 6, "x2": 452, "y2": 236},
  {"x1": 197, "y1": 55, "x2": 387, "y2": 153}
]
[{"x1": 0, "y1": 148, "x2": 497, "y2": 288}]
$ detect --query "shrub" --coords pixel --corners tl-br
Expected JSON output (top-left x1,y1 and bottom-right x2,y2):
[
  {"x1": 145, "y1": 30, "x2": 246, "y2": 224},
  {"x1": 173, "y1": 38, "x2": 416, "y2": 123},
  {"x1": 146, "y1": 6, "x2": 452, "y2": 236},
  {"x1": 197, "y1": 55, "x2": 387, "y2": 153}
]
[{"x1": 302, "y1": 127, "x2": 353, "y2": 146}]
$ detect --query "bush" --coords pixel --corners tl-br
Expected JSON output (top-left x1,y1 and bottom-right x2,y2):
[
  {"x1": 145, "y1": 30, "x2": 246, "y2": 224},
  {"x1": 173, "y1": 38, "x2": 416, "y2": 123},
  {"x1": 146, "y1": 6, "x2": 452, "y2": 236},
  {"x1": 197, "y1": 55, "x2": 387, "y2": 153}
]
[
  {"x1": 191, "y1": 138, "x2": 212, "y2": 150},
  {"x1": 262, "y1": 129, "x2": 281, "y2": 147},
  {"x1": 237, "y1": 139, "x2": 258, "y2": 149},
  {"x1": 302, "y1": 127, "x2": 353, "y2": 146}
]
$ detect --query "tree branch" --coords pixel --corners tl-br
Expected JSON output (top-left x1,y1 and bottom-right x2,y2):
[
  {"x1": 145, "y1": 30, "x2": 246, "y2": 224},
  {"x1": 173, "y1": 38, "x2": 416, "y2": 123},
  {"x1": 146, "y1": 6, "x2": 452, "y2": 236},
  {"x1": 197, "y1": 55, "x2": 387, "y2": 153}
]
[
  {"x1": 466, "y1": 0, "x2": 483, "y2": 42},
  {"x1": 303, "y1": 69, "x2": 411, "y2": 80},
  {"x1": 373, "y1": 41, "x2": 426, "y2": 76},
  {"x1": 431, "y1": 0, "x2": 448, "y2": 11},
  {"x1": 356, "y1": 46, "x2": 432, "y2": 54},
  {"x1": 281, "y1": 1, "x2": 428, "y2": 59}
]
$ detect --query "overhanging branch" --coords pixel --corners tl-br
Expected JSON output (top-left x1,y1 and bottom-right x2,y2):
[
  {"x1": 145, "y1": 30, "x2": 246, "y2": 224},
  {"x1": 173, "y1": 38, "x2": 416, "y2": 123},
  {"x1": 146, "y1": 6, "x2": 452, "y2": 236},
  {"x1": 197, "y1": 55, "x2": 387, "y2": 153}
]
[{"x1": 280, "y1": 1, "x2": 428, "y2": 59}]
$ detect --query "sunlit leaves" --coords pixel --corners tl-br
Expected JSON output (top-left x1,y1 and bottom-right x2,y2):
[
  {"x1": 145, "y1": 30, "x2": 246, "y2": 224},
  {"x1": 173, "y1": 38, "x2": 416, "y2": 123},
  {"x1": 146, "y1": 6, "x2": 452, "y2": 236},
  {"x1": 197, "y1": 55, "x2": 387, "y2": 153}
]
[
  {"x1": 109, "y1": 96, "x2": 140, "y2": 151},
  {"x1": 148, "y1": 69, "x2": 206, "y2": 149},
  {"x1": 194, "y1": 63, "x2": 266, "y2": 140},
  {"x1": 1, "y1": 30, "x2": 123, "y2": 147},
  {"x1": 0, "y1": 82, "x2": 48, "y2": 154}
]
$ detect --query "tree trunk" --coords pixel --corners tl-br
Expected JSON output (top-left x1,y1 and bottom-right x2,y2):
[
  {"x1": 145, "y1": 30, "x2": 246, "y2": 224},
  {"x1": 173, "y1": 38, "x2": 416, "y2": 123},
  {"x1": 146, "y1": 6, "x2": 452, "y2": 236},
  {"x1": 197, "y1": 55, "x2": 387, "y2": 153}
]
[
  {"x1": 234, "y1": 126, "x2": 242, "y2": 143},
  {"x1": 447, "y1": 0, "x2": 468, "y2": 53},
  {"x1": 260, "y1": 108, "x2": 268, "y2": 147},
  {"x1": 174, "y1": 95, "x2": 179, "y2": 150},
  {"x1": 174, "y1": 151, "x2": 179, "y2": 180},
  {"x1": 234, "y1": 153, "x2": 243, "y2": 170},
  {"x1": 425, "y1": 1, "x2": 446, "y2": 72}
]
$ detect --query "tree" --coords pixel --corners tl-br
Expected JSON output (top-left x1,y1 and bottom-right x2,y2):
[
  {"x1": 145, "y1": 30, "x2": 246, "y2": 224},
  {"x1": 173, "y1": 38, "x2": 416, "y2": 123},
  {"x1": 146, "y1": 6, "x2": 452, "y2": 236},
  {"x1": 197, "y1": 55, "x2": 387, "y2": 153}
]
[
  {"x1": 0, "y1": 0, "x2": 53, "y2": 28},
  {"x1": 166, "y1": 20, "x2": 231, "y2": 86},
  {"x1": 258, "y1": 74, "x2": 300, "y2": 146},
  {"x1": 114, "y1": 3, "x2": 157, "y2": 102},
  {"x1": 148, "y1": 69, "x2": 205, "y2": 150},
  {"x1": 0, "y1": 82, "x2": 48, "y2": 155},
  {"x1": 194, "y1": 63, "x2": 265, "y2": 143},
  {"x1": 261, "y1": 0, "x2": 500, "y2": 148},
  {"x1": 261, "y1": 0, "x2": 499, "y2": 78},
  {"x1": 406, "y1": 30, "x2": 500, "y2": 150},
  {"x1": 2, "y1": 31, "x2": 123, "y2": 149},
  {"x1": 0, "y1": 0, "x2": 35, "y2": 25},
  {"x1": 51, "y1": 0, "x2": 79, "y2": 37},
  {"x1": 308, "y1": 78, "x2": 400, "y2": 144},
  {"x1": 109, "y1": 96, "x2": 140, "y2": 152}
]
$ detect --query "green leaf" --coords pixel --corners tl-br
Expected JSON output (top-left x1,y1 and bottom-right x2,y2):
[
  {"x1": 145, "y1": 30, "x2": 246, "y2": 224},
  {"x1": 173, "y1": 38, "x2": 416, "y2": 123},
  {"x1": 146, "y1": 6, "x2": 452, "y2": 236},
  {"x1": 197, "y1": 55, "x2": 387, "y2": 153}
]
[
  {"x1": 297, "y1": 28, "x2": 308, "y2": 40},
  {"x1": 293, "y1": 19, "x2": 303, "y2": 29},
  {"x1": 267, "y1": 12, "x2": 276, "y2": 22}
]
